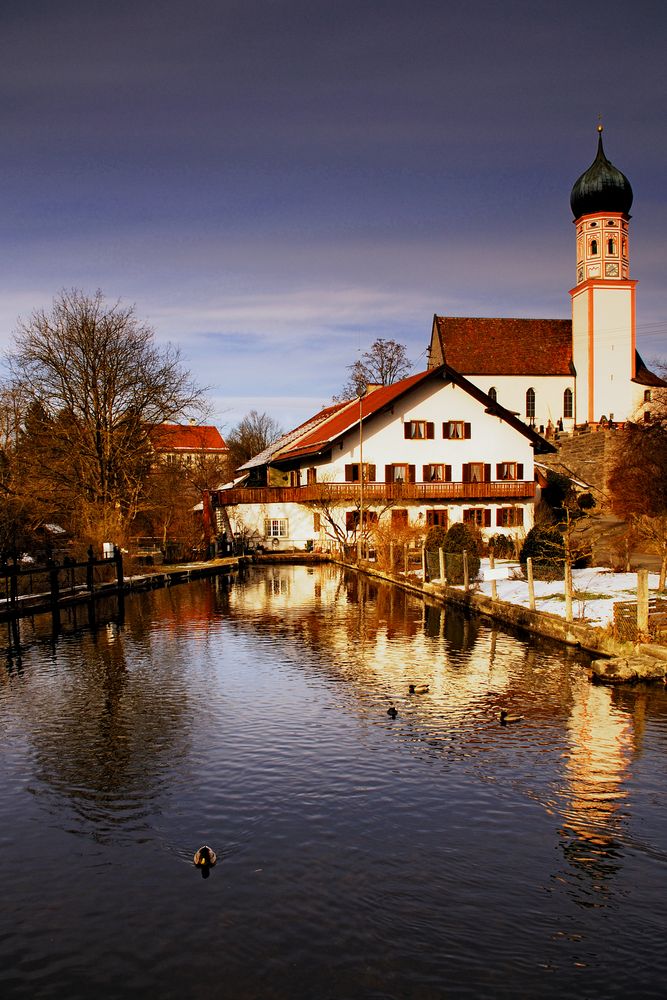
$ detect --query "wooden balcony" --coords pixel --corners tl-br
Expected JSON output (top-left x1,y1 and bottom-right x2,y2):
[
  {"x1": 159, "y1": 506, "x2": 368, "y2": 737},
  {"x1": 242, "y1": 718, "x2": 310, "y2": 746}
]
[{"x1": 214, "y1": 481, "x2": 536, "y2": 506}]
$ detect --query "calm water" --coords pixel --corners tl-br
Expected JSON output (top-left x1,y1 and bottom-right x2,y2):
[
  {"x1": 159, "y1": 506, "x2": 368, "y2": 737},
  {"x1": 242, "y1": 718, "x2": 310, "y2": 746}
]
[{"x1": 1, "y1": 565, "x2": 666, "y2": 999}]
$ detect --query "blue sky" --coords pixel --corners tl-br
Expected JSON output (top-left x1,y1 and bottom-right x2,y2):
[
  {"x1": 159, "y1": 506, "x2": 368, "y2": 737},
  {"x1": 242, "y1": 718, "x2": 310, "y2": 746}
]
[{"x1": 1, "y1": 0, "x2": 665, "y2": 434}]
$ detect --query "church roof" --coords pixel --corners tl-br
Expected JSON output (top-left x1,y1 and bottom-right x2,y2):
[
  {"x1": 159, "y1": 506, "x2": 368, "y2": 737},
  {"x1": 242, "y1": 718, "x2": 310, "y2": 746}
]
[
  {"x1": 634, "y1": 353, "x2": 667, "y2": 388},
  {"x1": 570, "y1": 127, "x2": 633, "y2": 220},
  {"x1": 432, "y1": 316, "x2": 574, "y2": 376}
]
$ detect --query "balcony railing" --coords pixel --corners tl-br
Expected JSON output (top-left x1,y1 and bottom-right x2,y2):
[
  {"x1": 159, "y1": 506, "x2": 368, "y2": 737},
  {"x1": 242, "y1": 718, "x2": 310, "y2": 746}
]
[{"x1": 214, "y1": 481, "x2": 536, "y2": 506}]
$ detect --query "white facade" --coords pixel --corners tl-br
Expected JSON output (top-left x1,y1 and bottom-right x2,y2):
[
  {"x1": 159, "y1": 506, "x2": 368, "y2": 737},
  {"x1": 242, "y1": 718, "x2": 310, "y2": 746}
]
[{"x1": 220, "y1": 370, "x2": 545, "y2": 551}]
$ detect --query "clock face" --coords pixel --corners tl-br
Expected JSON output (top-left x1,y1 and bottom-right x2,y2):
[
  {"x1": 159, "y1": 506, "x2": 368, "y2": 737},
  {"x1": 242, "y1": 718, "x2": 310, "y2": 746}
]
[{"x1": 605, "y1": 262, "x2": 619, "y2": 277}]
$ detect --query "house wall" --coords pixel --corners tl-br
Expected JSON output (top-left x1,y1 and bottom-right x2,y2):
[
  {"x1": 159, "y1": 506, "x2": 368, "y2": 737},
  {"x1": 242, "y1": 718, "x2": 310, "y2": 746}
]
[{"x1": 225, "y1": 377, "x2": 539, "y2": 550}]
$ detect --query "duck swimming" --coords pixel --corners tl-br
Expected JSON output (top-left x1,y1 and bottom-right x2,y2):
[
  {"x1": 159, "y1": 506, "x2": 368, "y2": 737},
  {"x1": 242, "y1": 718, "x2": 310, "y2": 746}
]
[
  {"x1": 193, "y1": 845, "x2": 217, "y2": 867},
  {"x1": 387, "y1": 705, "x2": 399, "y2": 718},
  {"x1": 499, "y1": 709, "x2": 524, "y2": 725},
  {"x1": 409, "y1": 684, "x2": 430, "y2": 694}
]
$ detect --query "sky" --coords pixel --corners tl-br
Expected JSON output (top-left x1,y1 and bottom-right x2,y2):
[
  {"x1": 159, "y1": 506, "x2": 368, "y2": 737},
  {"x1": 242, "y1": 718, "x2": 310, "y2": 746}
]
[{"x1": 1, "y1": 0, "x2": 666, "y2": 435}]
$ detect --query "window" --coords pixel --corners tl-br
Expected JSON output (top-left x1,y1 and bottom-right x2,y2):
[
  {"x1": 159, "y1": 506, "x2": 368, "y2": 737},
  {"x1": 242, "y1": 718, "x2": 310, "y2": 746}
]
[
  {"x1": 344, "y1": 463, "x2": 376, "y2": 483},
  {"x1": 607, "y1": 238, "x2": 616, "y2": 255},
  {"x1": 590, "y1": 238, "x2": 598, "y2": 255},
  {"x1": 345, "y1": 510, "x2": 359, "y2": 532},
  {"x1": 404, "y1": 420, "x2": 434, "y2": 440},
  {"x1": 391, "y1": 509, "x2": 408, "y2": 528},
  {"x1": 496, "y1": 462, "x2": 523, "y2": 481},
  {"x1": 563, "y1": 388, "x2": 573, "y2": 419},
  {"x1": 463, "y1": 509, "x2": 491, "y2": 527},
  {"x1": 385, "y1": 463, "x2": 414, "y2": 484},
  {"x1": 644, "y1": 389, "x2": 652, "y2": 402},
  {"x1": 496, "y1": 507, "x2": 524, "y2": 527},
  {"x1": 313, "y1": 513, "x2": 321, "y2": 532},
  {"x1": 265, "y1": 518, "x2": 289, "y2": 538},
  {"x1": 443, "y1": 420, "x2": 471, "y2": 439},
  {"x1": 462, "y1": 463, "x2": 490, "y2": 483},
  {"x1": 423, "y1": 463, "x2": 452, "y2": 483},
  {"x1": 488, "y1": 387, "x2": 497, "y2": 402},
  {"x1": 307, "y1": 467, "x2": 317, "y2": 485},
  {"x1": 426, "y1": 509, "x2": 448, "y2": 528},
  {"x1": 289, "y1": 470, "x2": 301, "y2": 487},
  {"x1": 525, "y1": 388, "x2": 536, "y2": 421}
]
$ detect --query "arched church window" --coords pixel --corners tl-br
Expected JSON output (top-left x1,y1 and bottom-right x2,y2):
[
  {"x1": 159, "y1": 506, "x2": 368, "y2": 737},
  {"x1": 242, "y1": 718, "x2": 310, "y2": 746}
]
[
  {"x1": 590, "y1": 239, "x2": 598, "y2": 256},
  {"x1": 488, "y1": 387, "x2": 497, "y2": 402},
  {"x1": 608, "y1": 238, "x2": 616, "y2": 255},
  {"x1": 563, "y1": 388, "x2": 573, "y2": 419},
  {"x1": 525, "y1": 387, "x2": 535, "y2": 421}
]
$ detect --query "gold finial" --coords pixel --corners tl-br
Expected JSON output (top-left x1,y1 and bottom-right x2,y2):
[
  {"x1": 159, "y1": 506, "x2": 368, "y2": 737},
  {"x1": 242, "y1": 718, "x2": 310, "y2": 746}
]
[{"x1": 597, "y1": 114, "x2": 603, "y2": 133}]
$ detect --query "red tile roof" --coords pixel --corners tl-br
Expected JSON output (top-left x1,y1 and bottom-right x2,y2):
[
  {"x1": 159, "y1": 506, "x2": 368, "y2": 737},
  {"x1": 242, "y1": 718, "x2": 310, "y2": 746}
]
[
  {"x1": 150, "y1": 424, "x2": 228, "y2": 452},
  {"x1": 276, "y1": 371, "x2": 434, "y2": 461},
  {"x1": 433, "y1": 316, "x2": 574, "y2": 376}
]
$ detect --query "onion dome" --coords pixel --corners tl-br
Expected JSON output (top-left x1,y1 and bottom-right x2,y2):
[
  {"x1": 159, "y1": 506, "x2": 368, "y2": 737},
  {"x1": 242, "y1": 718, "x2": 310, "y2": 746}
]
[{"x1": 570, "y1": 126, "x2": 633, "y2": 219}]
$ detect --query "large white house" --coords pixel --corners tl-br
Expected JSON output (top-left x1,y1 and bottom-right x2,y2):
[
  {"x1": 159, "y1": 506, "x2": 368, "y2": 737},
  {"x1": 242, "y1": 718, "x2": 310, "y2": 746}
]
[
  {"x1": 428, "y1": 127, "x2": 664, "y2": 431},
  {"x1": 214, "y1": 365, "x2": 553, "y2": 551}
]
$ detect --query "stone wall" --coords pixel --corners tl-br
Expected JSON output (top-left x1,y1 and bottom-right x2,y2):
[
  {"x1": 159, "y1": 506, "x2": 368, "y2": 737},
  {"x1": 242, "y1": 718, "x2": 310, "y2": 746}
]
[{"x1": 539, "y1": 429, "x2": 624, "y2": 496}]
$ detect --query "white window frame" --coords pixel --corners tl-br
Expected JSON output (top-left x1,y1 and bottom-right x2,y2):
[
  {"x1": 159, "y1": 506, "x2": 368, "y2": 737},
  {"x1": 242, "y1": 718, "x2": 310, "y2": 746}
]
[{"x1": 264, "y1": 518, "x2": 289, "y2": 538}]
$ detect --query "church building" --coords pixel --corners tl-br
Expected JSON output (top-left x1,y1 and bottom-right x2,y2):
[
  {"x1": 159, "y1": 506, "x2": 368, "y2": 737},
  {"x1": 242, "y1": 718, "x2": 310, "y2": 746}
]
[{"x1": 427, "y1": 126, "x2": 664, "y2": 431}]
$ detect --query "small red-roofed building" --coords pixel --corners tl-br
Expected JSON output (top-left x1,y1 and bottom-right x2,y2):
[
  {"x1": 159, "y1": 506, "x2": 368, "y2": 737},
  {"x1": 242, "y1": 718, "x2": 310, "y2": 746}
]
[{"x1": 149, "y1": 422, "x2": 229, "y2": 470}]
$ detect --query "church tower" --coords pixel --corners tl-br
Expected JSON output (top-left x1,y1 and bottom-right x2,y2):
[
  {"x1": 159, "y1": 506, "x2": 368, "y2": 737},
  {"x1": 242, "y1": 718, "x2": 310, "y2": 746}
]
[{"x1": 570, "y1": 126, "x2": 637, "y2": 424}]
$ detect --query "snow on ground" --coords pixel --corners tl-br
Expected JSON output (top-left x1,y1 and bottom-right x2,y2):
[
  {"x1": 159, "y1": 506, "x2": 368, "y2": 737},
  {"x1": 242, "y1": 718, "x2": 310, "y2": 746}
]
[{"x1": 474, "y1": 561, "x2": 660, "y2": 627}]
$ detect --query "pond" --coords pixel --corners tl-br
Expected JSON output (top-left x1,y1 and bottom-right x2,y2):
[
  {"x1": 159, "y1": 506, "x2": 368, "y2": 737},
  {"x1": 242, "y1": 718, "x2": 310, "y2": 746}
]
[{"x1": 1, "y1": 564, "x2": 666, "y2": 999}]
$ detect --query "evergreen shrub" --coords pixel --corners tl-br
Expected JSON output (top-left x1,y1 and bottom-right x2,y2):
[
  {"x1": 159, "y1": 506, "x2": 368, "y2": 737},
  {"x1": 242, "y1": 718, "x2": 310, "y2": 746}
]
[
  {"x1": 443, "y1": 522, "x2": 481, "y2": 584},
  {"x1": 519, "y1": 525, "x2": 565, "y2": 581}
]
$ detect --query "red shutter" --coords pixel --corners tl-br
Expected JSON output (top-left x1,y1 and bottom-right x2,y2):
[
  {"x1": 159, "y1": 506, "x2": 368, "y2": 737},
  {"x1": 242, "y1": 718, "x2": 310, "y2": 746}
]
[
  {"x1": 517, "y1": 508, "x2": 524, "y2": 525},
  {"x1": 484, "y1": 510, "x2": 491, "y2": 527},
  {"x1": 484, "y1": 463, "x2": 491, "y2": 483},
  {"x1": 445, "y1": 465, "x2": 452, "y2": 482},
  {"x1": 464, "y1": 423, "x2": 472, "y2": 439},
  {"x1": 345, "y1": 464, "x2": 353, "y2": 482},
  {"x1": 496, "y1": 463, "x2": 502, "y2": 479},
  {"x1": 385, "y1": 464, "x2": 392, "y2": 483},
  {"x1": 408, "y1": 465, "x2": 416, "y2": 483},
  {"x1": 426, "y1": 422, "x2": 434, "y2": 439},
  {"x1": 462, "y1": 463, "x2": 470, "y2": 483},
  {"x1": 404, "y1": 423, "x2": 411, "y2": 439},
  {"x1": 517, "y1": 463, "x2": 524, "y2": 480},
  {"x1": 368, "y1": 464, "x2": 376, "y2": 482},
  {"x1": 442, "y1": 422, "x2": 450, "y2": 439},
  {"x1": 496, "y1": 509, "x2": 503, "y2": 526},
  {"x1": 422, "y1": 465, "x2": 429, "y2": 482}
]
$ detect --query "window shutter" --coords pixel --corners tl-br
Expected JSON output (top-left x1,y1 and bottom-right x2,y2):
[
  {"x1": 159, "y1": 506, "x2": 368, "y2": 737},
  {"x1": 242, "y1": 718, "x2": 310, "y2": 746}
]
[
  {"x1": 368, "y1": 464, "x2": 376, "y2": 482},
  {"x1": 517, "y1": 463, "x2": 524, "y2": 480},
  {"x1": 422, "y1": 465, "x2": 429, "y2": 482},
  {"x1": 445, "y1": 465, "x2": 452, "y2": 482},
  {"x1": 464, "y1": 423, "x2": 472, "y2": 439},
  {"x1": 404, "y1": 423, "x2": 411, "y2": 439},
  {"x1": 484, "y1": 463, "x2": 491, "y2": 483},
  {"x1": 517, "y1": 508, "x2": 524, "y2": 526},
  {"x1": 496, "y1": 509, "x2": 503, "y2": 526},
  {"x1": 496, "y1": 463, "x2": 502, "y2": 479},
  {"x1": 385, "y1": 464, "x2": 392, "y2": 483},
  {"x1": 408, "y1": 465, "x2": 416, "y2": 483},
  {"x1": 442, "y1": 422, "x2": 450, "y2": 439},
  {"x1": 426, "y1": 422, "x2": 434, "y2": 439},
  {"x1": 462, "y1": 463, "x2": 470, "y2": 483},
  {"x1": 484, "y1": 510, "x2": 491, "y2": 527},
  {"x1": 345, "y1": 464, "x2": 353, "y2": 482}
]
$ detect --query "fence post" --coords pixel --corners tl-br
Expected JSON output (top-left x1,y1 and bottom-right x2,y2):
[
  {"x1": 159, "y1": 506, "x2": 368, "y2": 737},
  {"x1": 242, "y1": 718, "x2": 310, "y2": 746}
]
[
  {"x1": 527, "y1": 557, "x2": 535, "y2": 611},
  {"x1": 48, "y1": 558, "x2": 61, "y2": 632},
  {"x1": 565, "y1": 561, "x2": 573, "y2": 623},
  {"x1": 489, "y1": 549, "x2": 497, "y2": 601},
  {"x1": 438, "y1": 547, "x2": 445, "y2": 584},
  {"x1": 87, "y1": 546, "x2": 95, "y2": 595},
  {"x1": 463, "y1": 550, "x2": 469, "y2": 591},
  {"x1": 404, "y1": 543, "x2": 408, "y2": 575},
  {"x1": 422, "y1": 546, "x2": 427, "y2": 582},
  {"x1": 389, "y1": 540, "x2": 394, "y2": 573},
  {"x1": 9, "y1": 561, "x2": 18, "y2": 608},
  {"x1": 637, "y1": 569, "x2": 649, "y2": 641}
]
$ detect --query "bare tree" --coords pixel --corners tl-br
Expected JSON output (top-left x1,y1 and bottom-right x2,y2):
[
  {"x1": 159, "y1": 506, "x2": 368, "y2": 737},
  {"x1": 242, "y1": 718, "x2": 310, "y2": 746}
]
[
  {"x1": 226, "y1": 410, "x2": 283, "y2": 472},
  {"x1": 334, "y1": 338, "x2": 412, "y2": 401},
  {"x1": 7, "y1": 289, "x2": 204, "y2": 546}
]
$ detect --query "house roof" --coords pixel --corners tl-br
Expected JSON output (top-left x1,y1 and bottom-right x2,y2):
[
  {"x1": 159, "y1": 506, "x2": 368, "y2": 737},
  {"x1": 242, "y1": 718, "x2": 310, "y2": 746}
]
[
  {"x1": 432, "y1": 316, "x2": 574, "y2": 376},
  {"x1": 238, "y1": 401, "x2": 349, "y2": 471},
  {"x1": 634, "y1": 353, "x2": 667, "y2": 388},
  {"x1": 150, "y1": 424, "x2": 228, "y2": 452},
  {"x1": 269, "y1": 366, "x2": 555, "y2": 464}
]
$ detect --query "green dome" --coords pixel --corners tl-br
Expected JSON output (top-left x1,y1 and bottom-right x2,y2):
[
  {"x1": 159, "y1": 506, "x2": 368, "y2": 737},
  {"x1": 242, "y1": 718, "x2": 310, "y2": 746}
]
[{"x1": 570, "y1": 129, "x2": 633, "y2": 220}]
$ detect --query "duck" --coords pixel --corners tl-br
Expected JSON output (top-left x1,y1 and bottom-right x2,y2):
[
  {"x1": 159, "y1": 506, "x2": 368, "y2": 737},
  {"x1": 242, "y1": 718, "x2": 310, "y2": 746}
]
[
  {"x1": 499, "y1": 709, "x2": 524, "y2": 725},
  {"x1": 387, "y1": 705, "x2": 399, "y2": 719},
  {"x1": 193, "y1": 845, "x2": 217, "y2": 867},
  {"x1": 409, "y1": 683, "x2": 430, "y2": 694}
]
